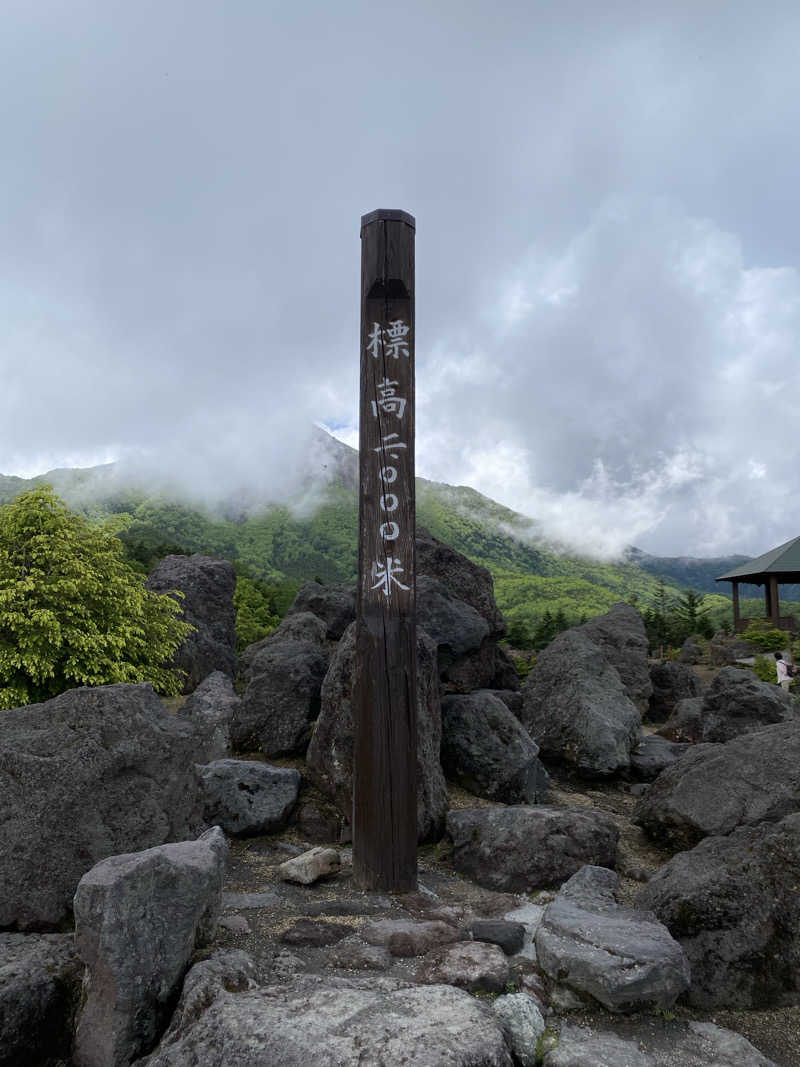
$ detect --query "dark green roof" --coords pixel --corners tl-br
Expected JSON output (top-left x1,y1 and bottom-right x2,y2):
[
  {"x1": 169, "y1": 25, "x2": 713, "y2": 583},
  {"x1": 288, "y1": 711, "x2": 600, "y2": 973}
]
[{"x1": 716, "y1": 535, "x2": 800, "y2": 582}]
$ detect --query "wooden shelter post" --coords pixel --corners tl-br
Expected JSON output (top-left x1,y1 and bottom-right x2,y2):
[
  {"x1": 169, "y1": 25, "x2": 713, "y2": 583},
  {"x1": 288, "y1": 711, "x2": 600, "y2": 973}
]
[
  {"x1": 731, "y1": 581, "x2": 740, "y2": 630},
  {"x1": 353, "y1": 208, "x2": 418, "y2": 892},
  {"x1": 768, "y1": 576, "x2": 780, "y2": 626}
]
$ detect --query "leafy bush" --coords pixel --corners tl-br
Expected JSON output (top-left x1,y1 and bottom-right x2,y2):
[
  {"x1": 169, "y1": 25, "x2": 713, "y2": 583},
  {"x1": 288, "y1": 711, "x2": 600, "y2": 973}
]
[
  {"x1": 752, "y1": 655, "x2": 778, "y2": 684},
  {"x1": 742, "y1": 620, "x2": 787, "y2": 652},
  {"x1": 0, "y1": 487, "x2": 192, "y2": 708}
]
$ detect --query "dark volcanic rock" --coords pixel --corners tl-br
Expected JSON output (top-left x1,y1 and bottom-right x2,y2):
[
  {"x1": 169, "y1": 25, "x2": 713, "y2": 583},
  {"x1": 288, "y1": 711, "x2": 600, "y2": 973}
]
[
  {"x1": 233, "y1": 639, "x2": 328, "y2": 757},
  {"x1": 471, "y1": 920, "x2": 526, "y2": 956},
  {"x1": 709, "y1": 633, "x2": 759, "y2": 666},
  {"x1": 285, "y1": 583, "x2": 356, "y2": 640},
  {"x1": 446, "y1": 806, "x2": 618, "y2": 893},
  {"x1": 417, "y1": 574, "x2": 490, "y2": 667},
  {"x1": 147, "y1": 554, "x2": 236, "y2": 693},
  {"x1": 0, "y1": 684, "x2": 206, "y2": 931},
  {"x1": 443, "y1": 639, "x2": 521, "y2": 694},
  {"x1": 306, "y1": 622, "x2": 448, "y2": 842},
  {"x1": 0, "y1": 933, "x2": 83, "y2": 1067},
  {"x1": 73, "y1": 827, "x2": 227, "y2": 1067},
  {"x1": 535, "y1": 866, "x2": 689, "y2": 1013},
  {"x1": 677, "y1": 636, "x2": 703, "y2": 665},
  {"x1": 579, "y1": 603, "x2": 652, "y2": 713},
  {"x1": 636, "y1": 720, "x2": 800, "y2": 849},
  {"x1": 178, "y1": 670, "x2": 239, "y2": 761},
  {"x1": 628, "y1": 735, "x2": 692, "y2": 781},
  {"x1": 416, "y1": 526, "x2": 506, "y2": 638},
  {"x1": 699, "y1": 666, "x2": 798, "y2": 743},
  {"x1": 638, "y1": 813, "x2": 800, "y2": 1009},
  {"x1": 197, "y1": 760, "x2": 301, "y2": 836},
  {"x1": 441, "y1": 691, "x2": 549, "y2": 804},
  {"x1": 647, "y1": 661, "x2": 702, "y2": 722},
  {"x1": 521, "y1": 630, "x2": 641, "y2": 775},
  {"x1": 655, "y1": 697, "x2": 704, "y2": 743},
  {"x1": 238, "y1": 612, "x2": 327, "y2": 682}
]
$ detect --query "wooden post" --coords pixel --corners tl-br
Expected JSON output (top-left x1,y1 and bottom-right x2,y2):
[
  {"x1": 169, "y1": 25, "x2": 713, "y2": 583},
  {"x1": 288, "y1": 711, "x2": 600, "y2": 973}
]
[
  {"x1": 353, "y1": 208, "x2": 418, "y2": 892},
  {"x1": 770, "y1": 576, "x2": 780, "y2": 627},
  {"x1": 732, "y1": 581, "x2": 740, "y2": 632}
]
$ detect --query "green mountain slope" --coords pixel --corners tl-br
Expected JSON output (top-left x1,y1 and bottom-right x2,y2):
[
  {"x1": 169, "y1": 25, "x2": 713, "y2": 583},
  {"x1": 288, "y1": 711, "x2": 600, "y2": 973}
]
[{"x1": 0, "y1": 435, "x2": 751, "y2": 632}]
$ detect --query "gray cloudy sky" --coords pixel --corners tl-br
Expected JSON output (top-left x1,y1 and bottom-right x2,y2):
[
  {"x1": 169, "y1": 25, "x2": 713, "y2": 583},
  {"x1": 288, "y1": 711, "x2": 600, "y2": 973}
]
[{"x1": 3, "y1": 1, "x2": 800, "y2": 557}]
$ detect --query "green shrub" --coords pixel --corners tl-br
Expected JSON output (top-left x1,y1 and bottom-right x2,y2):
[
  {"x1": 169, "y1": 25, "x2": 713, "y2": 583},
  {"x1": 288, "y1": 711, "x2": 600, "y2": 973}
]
[
  {"x1": 742, "y1": 620, "x2": 787, "y2": 652},
  {"x1": 0, "y1": 487, "x2": 192, "y2": 708},
  {"x1": 752, "y1": 655, "x2": 778, "y2": 684}
]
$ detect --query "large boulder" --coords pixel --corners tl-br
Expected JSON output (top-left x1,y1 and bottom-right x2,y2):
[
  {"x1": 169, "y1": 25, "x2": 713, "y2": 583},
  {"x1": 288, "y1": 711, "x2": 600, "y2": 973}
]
[
  {"x1": 238, "y1": 612, "x2": 327, "y2": 681},
  {"x1": 285, "y1": 583, "x2": 356, "y2": 640},
  {"x1": 699, "y1": 666, "x2": 797, "y2": 742},
  {"x1": 676, "y1": 636, "x2": 704, "y2": 665},
  {"x1": 628, "y1": 735, "x2": 692, "y2": 781},
  {"x1": 636, "y1": 721, "x2": 800, "y2": 849},
  {"x1": 197, "y1": 760, "x2": 301, "y2": 836},
  {"x1": 146, "y1": 554, "x2": 236, "y2": 693},
  {"x1": 0, "y1": 933, "x2": 83, "y2": 1067},
  {"x1": 655, "y1": 697, "x2": 704, "y2": 743},
  {"x1": 543, "y1": 1020, "x2": 778, "y2": 1067},
  {"x1": 440, "y1": 691, "x2": 549, "y2": 804},
  {"x1": 579, "y1": 603, "x2": 652, "y2": 713},
  {"x1": 0, "y1": 684, "x2": 206, "y2": 931},
  {"x1": 535, "y1": 866, "x2": 690, "y2": 1013},
  {"x1": 233, "y1": 637, "x2": 328, "y2": 756},
  {"x1": 306, "y1": 622, "x2": 448, "y2": 843},
  {"x1": 638, "y1": 813, "x2": 800, "y2": 1009},
  {"x1": 708, "y1": 632, "x2": 758, "y2": 666},
  {"x1": 521, "y1": 630, "x2": 641, "y2": 775},
  {"x1": 446, "y1": 806, "x2": 618, "y2": 893},
  {"x1": 416, "y1": 526, "x2": 507, "y2": 638},
  {"x1": 178, "y1": 670, "x2": 239, "y2": 761},
  {"x1": 139, "y1": 962, "x2": 513, "y2": 1066},
  {"x1": 647, "y1": 661, "x2": 702, "y2": 722},
  {"x1": 416, "y1": 575, "x2": 489, "y2": 677},
  {"x1": 73, "y1": 827, "x2": 227, "y2": 1067}
]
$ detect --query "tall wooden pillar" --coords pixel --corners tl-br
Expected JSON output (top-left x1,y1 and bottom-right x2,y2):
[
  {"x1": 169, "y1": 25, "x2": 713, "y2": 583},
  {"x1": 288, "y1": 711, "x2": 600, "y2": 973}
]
[
  {"x1": 769, "y1": 576, "x2": 780, "y2": 626},
  {"x1": 732, "y1": 581, "x2": 740, "y2": 631},
  {"x1": 353, "y1": 208, "x2": 418, "y2": 892}
]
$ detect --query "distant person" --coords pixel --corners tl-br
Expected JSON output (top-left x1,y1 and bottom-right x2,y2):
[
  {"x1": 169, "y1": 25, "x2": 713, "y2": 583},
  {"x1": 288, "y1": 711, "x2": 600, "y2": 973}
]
[{"x1": 775, "y1": 652, "x2": 795, "y2": 691}]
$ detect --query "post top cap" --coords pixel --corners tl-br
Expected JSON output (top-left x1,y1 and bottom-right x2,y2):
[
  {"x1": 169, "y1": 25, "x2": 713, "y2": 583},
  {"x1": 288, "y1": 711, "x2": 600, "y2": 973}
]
[{"x1": 361, "y1": 209, "x2": 416, "y2": 230}]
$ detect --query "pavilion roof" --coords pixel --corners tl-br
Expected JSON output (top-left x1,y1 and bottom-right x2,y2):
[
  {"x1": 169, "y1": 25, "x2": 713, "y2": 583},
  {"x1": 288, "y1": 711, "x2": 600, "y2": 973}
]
[{"x1": 716, "y1": 535, "x2": 800, "y2": 582}]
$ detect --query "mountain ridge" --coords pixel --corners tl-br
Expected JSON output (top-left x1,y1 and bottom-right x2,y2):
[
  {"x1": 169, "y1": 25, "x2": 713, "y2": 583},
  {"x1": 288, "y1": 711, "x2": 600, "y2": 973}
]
[{"x1": 0, "y1": 432, "x2": 758, "y2": 629}]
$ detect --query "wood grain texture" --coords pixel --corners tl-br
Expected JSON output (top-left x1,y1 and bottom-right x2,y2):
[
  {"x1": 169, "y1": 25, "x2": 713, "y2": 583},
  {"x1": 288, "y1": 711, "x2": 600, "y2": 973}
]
[{"x1": 353, "y1": 210, "x2": 418, "y2": 891}]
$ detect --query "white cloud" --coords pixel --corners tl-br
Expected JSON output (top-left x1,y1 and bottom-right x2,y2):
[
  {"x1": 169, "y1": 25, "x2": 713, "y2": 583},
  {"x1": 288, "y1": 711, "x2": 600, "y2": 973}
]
[{"x1": 415, "y1": 198, "x2": 800, "y2": 557}]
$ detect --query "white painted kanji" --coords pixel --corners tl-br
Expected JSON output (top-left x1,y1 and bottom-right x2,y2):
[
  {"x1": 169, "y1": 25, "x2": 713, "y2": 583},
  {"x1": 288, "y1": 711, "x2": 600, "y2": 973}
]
[
  {"x1": 373, "y1": 433, "x2": 407, "y2": 459},
  {"x1": 383, "y1": 319, "x2": 410, "y2": 359},
  {"x1": 371, "y1": 379, "x2": 407, "y2": 419},
  {"x1": 371, "y1": 557, "x2": 409, "y2": 597},
  {"x1": 366, "y1": 322, "x2": 383, "y2": 359},
  {"x1": 366, "y1": 319, "x2": 410, "y2": 360}
]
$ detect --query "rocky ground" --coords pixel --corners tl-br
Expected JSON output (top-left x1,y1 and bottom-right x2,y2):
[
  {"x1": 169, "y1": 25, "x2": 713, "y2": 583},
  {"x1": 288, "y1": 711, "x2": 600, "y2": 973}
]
[
  {"x1": 5, "y1": 549, "x2": 800, "y2": 1066},
  {"x1": 205, "y1": 746, "x2": 800, "y2": 1067}
]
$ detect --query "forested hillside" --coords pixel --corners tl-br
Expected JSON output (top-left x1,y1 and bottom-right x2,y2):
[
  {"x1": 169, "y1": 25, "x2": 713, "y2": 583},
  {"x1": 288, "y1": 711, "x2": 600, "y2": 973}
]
[{"x1": 4, "y1": 433, "x2": 783, "y2": 641}]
